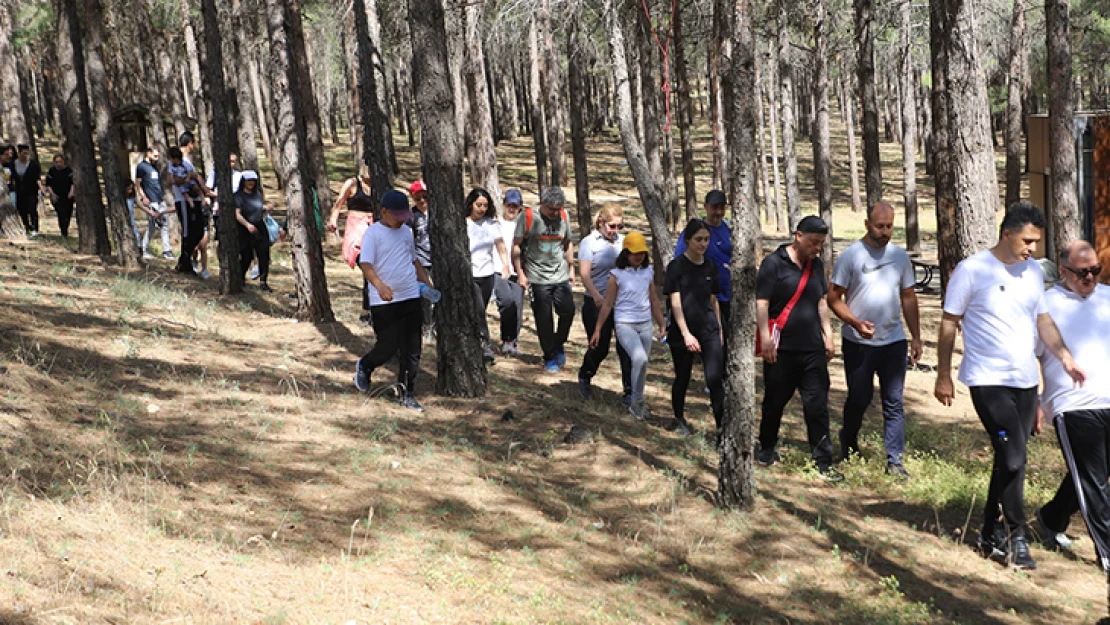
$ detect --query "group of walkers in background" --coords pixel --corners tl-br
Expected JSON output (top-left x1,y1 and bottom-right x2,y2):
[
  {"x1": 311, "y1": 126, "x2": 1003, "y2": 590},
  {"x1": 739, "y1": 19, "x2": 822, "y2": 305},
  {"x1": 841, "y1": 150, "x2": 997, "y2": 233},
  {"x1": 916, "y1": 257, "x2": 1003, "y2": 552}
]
[{"x1": 1, "y1": 137, "x2": 274, "y2": 290}]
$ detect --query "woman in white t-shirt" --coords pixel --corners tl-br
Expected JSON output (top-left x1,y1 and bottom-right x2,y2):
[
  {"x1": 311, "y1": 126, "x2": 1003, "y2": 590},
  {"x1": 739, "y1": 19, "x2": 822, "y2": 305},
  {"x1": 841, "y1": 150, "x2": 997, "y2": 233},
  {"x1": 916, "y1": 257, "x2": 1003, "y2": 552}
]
[
  {"x1": 589, "y1": 232, "x2": 666, "y2": 420},
  {"x1": 466, "y1": 187, "x2": 512, "y2": 364}
]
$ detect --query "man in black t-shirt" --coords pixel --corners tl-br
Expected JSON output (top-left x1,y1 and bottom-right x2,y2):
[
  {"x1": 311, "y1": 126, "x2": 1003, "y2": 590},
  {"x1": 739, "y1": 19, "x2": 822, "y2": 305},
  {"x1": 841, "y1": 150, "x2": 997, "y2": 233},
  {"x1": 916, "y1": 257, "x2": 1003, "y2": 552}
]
[{"x1": 755, "y1": 216, "x2": 842, "y2": 482}]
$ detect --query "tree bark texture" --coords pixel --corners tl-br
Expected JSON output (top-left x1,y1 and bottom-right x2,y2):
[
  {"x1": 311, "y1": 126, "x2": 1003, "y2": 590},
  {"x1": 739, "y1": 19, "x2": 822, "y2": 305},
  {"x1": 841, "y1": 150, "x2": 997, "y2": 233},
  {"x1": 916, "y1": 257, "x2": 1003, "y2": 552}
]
[
  {"x1": 85, "y1": 0, "x2": 142, "y2": 268},
  {"x1": 201, "y1": 0, "x2": 243, "y2": 294},
  {"x1": 528, "y1": 18, "x2": 550, "y2": 190},
  {"x1": 230, "y1": 0, "x2": 259, "y2": 172},
  {"x1": 182, "y1": 0, "x2": 212, "y2": 171},
  {"x1": 1047, "y1": 0, "x2": 1080, "y2": 260},
  {"x1": 539, "y1": 0, "x2": 567, "y2": 186},
  {"x1": 900, "y1": 0, "x2": 920, "y2": 252},
  {"x1": 408, "y1": 0, "x2": 488, "y2": 397},
  {"x1": 813, "y1": 0, "x2": 834, "y2": 278},
  {"x1": 636, "y1": 12, "x2": 663, "y2": 198},
  {"x1": 463, "y1": 0, "x2": 502, "y2": 214},
  {"x1": 708, "y1": 2, "x2": 727, "y2": 189},
  {"x1": 604, "y1": 0, "x2": 675, "y2": 267},
  {"x1": 855, "y1": 0, "x2": 883, "y2": 207},
  {"x1": 286, "y1": 0, "x2": 334, "y2": 226},
  {"x1": 756, "y1": 69, "x2": 773, "y2": 223},
  {"x1": 776, "y1": 0, "x2": 801, "y2": 232},
  {"x1": 353, "y1": 0, "x2": 394, "y2": 210},
  {"x1": 569, "y1": 21, "x2": 593, "y2": 237},
  {"x1": 0, "y1": 194, "x2": 23, "y2": 240},
  {"x1": 364, "y1": 0, "x2": 397, "y2": 176},
  {"x1": 249, "y1": 51, "x2": 281, "y2": 188},
  {"x1": 672, "y1": 0, "x2": 698, "y2": 222},
  {"x1": 717, "y1": 0, "x2": 758, "y2": 511},
  {"x1": 1004, "y1": 0, "x2": 1027, "y2": 208},
  {"x1": 931, "y1": 0, "x2": 998, "y2": 287},
  {"x1": 265, "y1": 0, "x2": 334, "y2": 322},
  {"x1": 56, "y1": 0, "x2": 109, "y2": 256},
  {"x1": 0, "y1": 0, "x2": 31, "y2": 146},
  {"x1": 839, "y1": 68, "x2": 863, "y2": 213},
  {"x1": 767, "y1": 45, "x2": 784, "y2": 230}
]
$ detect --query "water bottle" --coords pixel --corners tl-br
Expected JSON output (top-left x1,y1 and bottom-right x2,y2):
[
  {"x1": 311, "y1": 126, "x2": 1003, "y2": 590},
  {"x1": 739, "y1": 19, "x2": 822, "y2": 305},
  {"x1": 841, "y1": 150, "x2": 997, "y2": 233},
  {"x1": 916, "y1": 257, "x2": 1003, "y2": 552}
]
[{"x1": 419, "y1": 283, "x2": 441, "y2": 303}]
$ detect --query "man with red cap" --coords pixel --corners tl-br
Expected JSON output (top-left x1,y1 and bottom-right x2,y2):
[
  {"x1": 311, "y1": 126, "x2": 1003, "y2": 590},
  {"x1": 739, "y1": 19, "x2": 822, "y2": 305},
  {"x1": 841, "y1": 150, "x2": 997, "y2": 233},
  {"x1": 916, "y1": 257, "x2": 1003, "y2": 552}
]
[{"x1": 408, "y1": 180, "x2": 434, "y2": 338}]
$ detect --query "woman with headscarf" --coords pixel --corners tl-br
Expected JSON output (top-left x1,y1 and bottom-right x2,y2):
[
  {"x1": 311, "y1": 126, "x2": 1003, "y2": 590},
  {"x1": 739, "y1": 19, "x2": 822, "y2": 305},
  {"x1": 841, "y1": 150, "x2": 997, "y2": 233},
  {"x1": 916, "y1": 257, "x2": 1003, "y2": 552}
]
[{"x1": 234, "y1": 171, "x2": 273, "y2": 292}]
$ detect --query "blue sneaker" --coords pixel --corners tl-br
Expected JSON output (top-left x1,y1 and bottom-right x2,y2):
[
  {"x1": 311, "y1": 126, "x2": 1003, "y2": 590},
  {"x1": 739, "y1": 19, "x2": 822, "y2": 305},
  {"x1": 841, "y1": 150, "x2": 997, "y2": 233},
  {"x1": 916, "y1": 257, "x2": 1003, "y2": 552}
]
[
  {"x1": 544, "y1": 359, "x2": 560, "y2": 373},
  {"x1": 555, "y1": 348, "x2": 566, "y2": 367},
  {"x1": 354, "y1": 361, "x2": 370, "y2": 392}
]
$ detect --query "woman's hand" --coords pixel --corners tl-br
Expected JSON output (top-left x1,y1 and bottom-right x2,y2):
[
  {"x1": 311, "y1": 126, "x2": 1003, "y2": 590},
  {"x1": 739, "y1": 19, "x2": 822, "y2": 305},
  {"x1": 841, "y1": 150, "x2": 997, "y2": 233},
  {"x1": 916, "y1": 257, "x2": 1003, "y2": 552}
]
[
  {"x1": 683, "y1": 333, "x2": 701, "y2": 353},
  {"x1": 246, "y1": 223, "x2": 258, "y2": 235},
  {"x1": 589, "y1": 331, "x2": 601, "y2": 349}
]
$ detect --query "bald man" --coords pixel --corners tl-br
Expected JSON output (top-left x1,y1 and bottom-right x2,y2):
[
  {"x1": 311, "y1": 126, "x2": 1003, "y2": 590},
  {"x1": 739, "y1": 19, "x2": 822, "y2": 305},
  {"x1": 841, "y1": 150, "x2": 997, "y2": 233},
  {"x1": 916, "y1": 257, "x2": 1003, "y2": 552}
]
[
  {"x1": 828, "y1": 201, "x2": 922, "y2": 480},
  {"x1": 1034, "y1": 241, "x2": 1110, "y2": 578}
]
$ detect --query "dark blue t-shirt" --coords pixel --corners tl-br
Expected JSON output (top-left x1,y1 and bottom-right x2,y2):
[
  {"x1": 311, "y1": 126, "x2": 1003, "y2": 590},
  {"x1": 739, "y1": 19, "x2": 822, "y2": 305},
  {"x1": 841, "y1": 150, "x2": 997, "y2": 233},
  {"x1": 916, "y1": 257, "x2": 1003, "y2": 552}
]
[
  {"x1": 675, "y1": 219, "x2": 732, "y2": 301},
  {"x1": 135, "y1": 160, "x2": 163, "y2": 203}
]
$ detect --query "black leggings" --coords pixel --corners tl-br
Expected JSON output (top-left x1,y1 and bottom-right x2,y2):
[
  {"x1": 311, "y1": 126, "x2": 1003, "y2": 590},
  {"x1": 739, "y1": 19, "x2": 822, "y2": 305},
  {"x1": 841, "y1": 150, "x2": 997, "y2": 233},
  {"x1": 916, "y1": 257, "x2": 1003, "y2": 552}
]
[
  {"x1": 54, "y1": 198, "x2": 74, "y2": 237},
  {"x1": 669, "y1": 330, "x2": 724, "y2": 429},
  {"x1": 472, "y1": 274, "x2": 495, "y2": 342},
  {"x1": 357, "y1": 298, "x2": 423, "y2": 394},
  {"x1": 970, "y1": 385, "x2": 1038, "y2": 535},
  {"x1": 238, "y1": 224, "x2": 271, "y2": 283}
]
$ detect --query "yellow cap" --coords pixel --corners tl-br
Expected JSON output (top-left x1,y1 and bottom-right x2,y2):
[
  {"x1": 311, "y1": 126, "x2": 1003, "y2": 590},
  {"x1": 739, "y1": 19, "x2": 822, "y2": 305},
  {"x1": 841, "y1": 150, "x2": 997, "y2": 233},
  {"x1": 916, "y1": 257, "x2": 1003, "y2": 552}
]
[{"x1": 622, "y1": 231, "x2": 650, "y2": 254}]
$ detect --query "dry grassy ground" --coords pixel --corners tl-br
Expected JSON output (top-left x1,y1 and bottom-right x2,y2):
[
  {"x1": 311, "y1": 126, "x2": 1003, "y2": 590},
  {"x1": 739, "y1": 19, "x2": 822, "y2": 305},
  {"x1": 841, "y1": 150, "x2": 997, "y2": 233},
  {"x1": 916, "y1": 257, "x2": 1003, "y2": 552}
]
[{"x1": 0, "y1": 116, "x2": 1107, "y2": 625}]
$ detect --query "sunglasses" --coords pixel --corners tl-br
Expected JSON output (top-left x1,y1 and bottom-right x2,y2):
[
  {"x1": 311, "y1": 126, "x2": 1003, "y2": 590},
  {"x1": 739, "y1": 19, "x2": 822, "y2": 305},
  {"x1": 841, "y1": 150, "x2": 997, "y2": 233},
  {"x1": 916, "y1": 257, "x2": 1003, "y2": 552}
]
[
  {"x1": 605, "y1": 222, "x2": 625, "y2": 230},
  {"x1": 1064, "y1": 265, "x2": 1102, "y2": 280}
]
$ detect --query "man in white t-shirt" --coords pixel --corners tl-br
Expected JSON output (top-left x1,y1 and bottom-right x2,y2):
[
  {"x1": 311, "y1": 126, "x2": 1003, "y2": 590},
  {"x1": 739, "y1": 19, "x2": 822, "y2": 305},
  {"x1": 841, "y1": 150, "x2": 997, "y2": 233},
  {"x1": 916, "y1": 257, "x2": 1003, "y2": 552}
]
[
  {"x1": 935, "y1": 201, "x2": 1086, "y2": 570},
  {"x1": 354, "y1": 190, "x2": 434, "y2": 411},
  {"x1": 828, "y1": 201, "x2": 921, "y2": 480},
  {"x1": 1032, "y1": 241, "x2": 1110, "y2": 579}
]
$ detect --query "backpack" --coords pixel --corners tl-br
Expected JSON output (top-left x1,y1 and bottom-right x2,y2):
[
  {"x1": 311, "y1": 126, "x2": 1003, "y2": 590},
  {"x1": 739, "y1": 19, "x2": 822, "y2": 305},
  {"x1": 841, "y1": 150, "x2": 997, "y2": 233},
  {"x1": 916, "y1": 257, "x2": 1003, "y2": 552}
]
[{"x1": 522, "y1": 205, "x2": 569, "y2": 239}]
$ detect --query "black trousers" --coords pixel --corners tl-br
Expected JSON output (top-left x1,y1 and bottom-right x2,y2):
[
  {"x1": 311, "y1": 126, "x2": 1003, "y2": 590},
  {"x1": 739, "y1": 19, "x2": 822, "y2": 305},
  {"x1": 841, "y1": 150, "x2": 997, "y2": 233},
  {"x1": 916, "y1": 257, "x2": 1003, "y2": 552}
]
[
  {"x1": 472, "y1": 274, "x2": 496, "y2": 342},
  {"x1": 493, "y1": 274, "x2": 524, "y2": 343},
  {"x1": 760, "y1": 349, "x2": 833, "y2": 465},
  {"x1": 718, "y1": 299, "x2": 731, "y2": 357},
  {"x1": 238, "y1": 224, "x2": 271, "y2": 283},
  {"x1": 16, "y1": 193, "x2": 38, "y2": 232},
  {"x1": 670, "y1": 329, "x2": 725, "y2": 429},
  {"x1": 969, "y1": 385, "x2": 1038, "y2": 535},
  {"x1": 55, "y1": 198, "x2": 74, "y2": 237},
  {"x1": 175, "y1": 199, "x2": 204, "y2": 274},
  {"x1": 530, "y1": 281, "x2": 575, "y2": 362},
  {"x1": 357, "y1": 298, "x2": 423, "y2": 394},
  {"x1": 578, "y1": 296, "x2": 632, "y2": 395},
  {"x1": 1039, "y1": 408, "x2": 1110, "y2": 571}
]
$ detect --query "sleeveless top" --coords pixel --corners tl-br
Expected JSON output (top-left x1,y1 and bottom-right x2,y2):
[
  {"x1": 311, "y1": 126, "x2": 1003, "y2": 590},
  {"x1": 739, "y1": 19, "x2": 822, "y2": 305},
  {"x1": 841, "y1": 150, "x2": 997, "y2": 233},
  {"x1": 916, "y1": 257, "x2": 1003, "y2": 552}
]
[{"x1": 346, "y1": 179, "x2": 375, "y2": 214}]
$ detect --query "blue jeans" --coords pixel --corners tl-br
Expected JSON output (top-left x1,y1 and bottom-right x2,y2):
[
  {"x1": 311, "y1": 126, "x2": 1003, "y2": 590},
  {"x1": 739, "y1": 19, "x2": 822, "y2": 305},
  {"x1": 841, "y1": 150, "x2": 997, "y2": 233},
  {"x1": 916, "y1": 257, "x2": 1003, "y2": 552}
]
[{"x1": 840, "y1": 338, "x2": 907, "y2": 466}]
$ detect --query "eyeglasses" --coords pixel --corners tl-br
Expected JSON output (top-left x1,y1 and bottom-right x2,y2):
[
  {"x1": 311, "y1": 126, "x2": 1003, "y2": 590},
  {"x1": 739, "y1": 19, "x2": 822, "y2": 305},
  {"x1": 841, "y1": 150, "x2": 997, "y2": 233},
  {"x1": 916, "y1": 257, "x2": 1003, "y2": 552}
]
[
  {"x1": 605, "y1": 222, "x2": 625, "y2": 230},
  {"x1": 1064, "y1": 265, "x2": 1102, "y2": 280}
]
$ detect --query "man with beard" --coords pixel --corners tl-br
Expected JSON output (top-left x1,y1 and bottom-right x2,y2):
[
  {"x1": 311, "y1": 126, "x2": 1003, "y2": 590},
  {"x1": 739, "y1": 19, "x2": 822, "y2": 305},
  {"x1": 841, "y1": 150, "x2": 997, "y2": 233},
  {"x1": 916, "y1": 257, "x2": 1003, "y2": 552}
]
[{"x1": 828, "y1": 201, "x2": 922, "y2": 480}]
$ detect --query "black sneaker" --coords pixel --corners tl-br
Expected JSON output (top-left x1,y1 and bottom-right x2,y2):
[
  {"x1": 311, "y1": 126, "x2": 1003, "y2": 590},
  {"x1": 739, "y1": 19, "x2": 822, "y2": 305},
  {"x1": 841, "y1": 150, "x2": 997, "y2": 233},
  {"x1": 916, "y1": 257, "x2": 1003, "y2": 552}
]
[
  {"x1": 354, "y1": 361, "x2": 370, "y2": 392},
  {"x1": 667, "y1": 419, "x2": 693, "y2": 436},
  {"x1": 622, "y1": 393, "x2": 632, "y2": 407},
  {"x1": 978, "y1": 524, "x2": 1009, "y2": 561},
  {"x1": 886, "y1": 463, "x2": 912, "y2": 482},
  {"x1": 817, "y1": 464, "x2": 845, "y2": 483},
  {"x1": 399, "y1": 394, "x2": 424, "y2": 412},
  {"x1": 840, "y1": 440, "x2": 860, "y2": 461},
  {"x1": 1010, "y1": 535, "x2": 1037, "y2": 570},
  {"x1": 757, "y1": 448, "x2": 779, "y2": 467},
  {"x1": 578, "y1": 377, "x2": 593, "y2": 400},
  {"x1": 1034, "y1": 507, "x2": 1074, "y2": 551}
]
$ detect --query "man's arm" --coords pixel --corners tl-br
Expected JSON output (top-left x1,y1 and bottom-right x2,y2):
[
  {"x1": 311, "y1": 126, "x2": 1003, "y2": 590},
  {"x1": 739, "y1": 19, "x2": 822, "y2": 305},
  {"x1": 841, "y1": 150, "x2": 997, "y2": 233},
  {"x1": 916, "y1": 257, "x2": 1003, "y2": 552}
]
[
  {"x1": 934, "y1": 312, "x2": 962, "y2": 405},
  {"x1": 818, "y1": 297, "x2": 834, "y2": 360},
  {"x1": 513, "y1": 236, "x2": 528, "y2": 289},
  {"x1": 827, "y1": 283, "x2": 874, "y2": 339},
  {"x1": 1036, "y1": 312, "x2": 1087, "y2": 385},
  {"x1": 900, "y1": 287, "x2": 923, "y2": 363},
  {"x1": 564, "y1": 238, "x2": 576, "y2": 287},
  {"x1": 756, "y1": 298, "x2": 775, "y2": 363}
]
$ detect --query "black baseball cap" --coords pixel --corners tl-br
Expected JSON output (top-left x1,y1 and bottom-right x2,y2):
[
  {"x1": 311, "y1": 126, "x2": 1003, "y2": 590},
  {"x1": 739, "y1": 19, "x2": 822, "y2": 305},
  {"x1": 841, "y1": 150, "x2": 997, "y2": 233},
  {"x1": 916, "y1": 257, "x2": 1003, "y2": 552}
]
[
  {"x1": 705, "y1": 189, "x2": 727, "y2": 206},
  {"x1": 796, "y1": 216, "x2": 829, "y2": 235}
]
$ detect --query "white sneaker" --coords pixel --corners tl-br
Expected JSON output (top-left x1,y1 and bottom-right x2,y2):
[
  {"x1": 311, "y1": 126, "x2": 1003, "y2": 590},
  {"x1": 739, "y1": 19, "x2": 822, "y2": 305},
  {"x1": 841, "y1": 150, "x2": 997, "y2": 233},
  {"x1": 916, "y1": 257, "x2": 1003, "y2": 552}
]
[
  {"x1": 200, "y1": 270, "x2": 211, "y2": 280},
  {"x1": 502, "y1": 341, "x2": 522, "y2": 356},
  {"x1": 143, "y1": 252, "x2": 155, "y2": 260},
  {"x1": 192, "y1": 261, "x2": 200, "y2": 273},
  {"x1": 249, "y1": 265, "x2": 260, "y2": 280}
]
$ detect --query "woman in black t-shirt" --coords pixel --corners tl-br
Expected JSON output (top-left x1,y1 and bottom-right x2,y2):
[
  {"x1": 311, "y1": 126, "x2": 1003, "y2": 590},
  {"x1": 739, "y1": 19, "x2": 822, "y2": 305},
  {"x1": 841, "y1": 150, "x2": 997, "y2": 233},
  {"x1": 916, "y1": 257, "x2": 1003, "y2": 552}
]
[
  {"x1": 664, "y1": 219, "x2": 725, "y2": 435},
  {"x1": 44, "y1": 155, "x2": 75, "y2": 237},
  {"x1": 234, "y1": 171, "x2": 273, "y2": 292}
]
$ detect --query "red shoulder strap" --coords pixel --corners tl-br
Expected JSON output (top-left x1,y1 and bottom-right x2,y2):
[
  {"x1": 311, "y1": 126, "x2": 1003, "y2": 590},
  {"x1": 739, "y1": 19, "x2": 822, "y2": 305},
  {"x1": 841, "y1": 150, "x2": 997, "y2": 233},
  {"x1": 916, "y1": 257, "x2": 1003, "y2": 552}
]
[
  {"x1": 775, "y1": 259, "x2": 812, "y2": 326},
  {"x1": 525, "y1": 206, "x2": 533, "y2": 233}
]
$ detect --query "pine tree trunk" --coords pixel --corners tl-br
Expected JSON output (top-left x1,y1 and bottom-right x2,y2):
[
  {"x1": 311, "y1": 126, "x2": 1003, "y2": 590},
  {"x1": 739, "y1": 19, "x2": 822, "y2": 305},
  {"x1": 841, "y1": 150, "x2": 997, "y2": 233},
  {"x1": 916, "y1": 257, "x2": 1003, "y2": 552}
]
[
  {"x1": 840, "y1": 68, "x2": 864, "y2": 213},
  {"x1": 1047, "y1": 0, "x2": 1080, "y2": 260},
  {"x1": 0, "y1": 0, "x2": 31, "y2": 146},
  {"x1": 855, "y1": 0, "x2": 883, "y2": 206},
  {"x1": 287, "y1": 0, "x2": 334, "y2": 226},
  {"x1": 528, "y1": 18, "x2": 549, "y2": 189},
  {"x1": 265, "y1": 0, "x2": 334, "y2": 322},
  {"x1": 716, "y1": 0, "x2": 758, "y2": 512},
  {"x1": 353, "y1": 0, "x2": 393, "y2": 209},
  {"x1": 539, "y1": 0, "x2": 567, "y2": 186},
  {"x1": 85, "y1": 0, "x2": 142, "y2": 268},
  {"x1": 249, "y1": 52, "x2": 282, "y2": 188},
  {"x1": 1004, "y1": 0, "x2": 1027, "y2": 208},
  {"x1": 569, "y1": 21, "x2": 593, "y2": 237},
  {"x1": 813, "y1": 0, "x2": 834, "y2": 278},
  {"x1": 56, "y1": 0, "x2": 109, "y2": 256},
  {"x1": 777, "y1": 0, "x2": 801, "y2": 231},
  {"x1": 182, "y1": 0, "x2": 212, "y2": 171},
  {"x1": 229, "y1": 0, "x2": 259, "y2": 172},
  {"x1": 365, "y1": 0, "x2": 397, "y2": 178},
  {"x1": 637, "y1": 14, "x2": 663, "y2": 194},
  {"x1": 407, "y1": 0, "x2": 488, "y2": 397},
  {"x1": 463, "y1": 0, "x2": 502, "y2": 213},
  {"x1": 900, "y1": 0, "x2": 920, "y2": 252},
  {"x1": 931, "y1": 0, "x2": 998, "y2": 287},
  {"x1": 708, "y1": 5, "x2": 727, "y2": 189},
  {"x1": 200, "y1": 0, "x2": 243, "y2": 294},
  {"x1": 673, "y1": 0, "x2": 698, "y2": 222},
  {"x1": 767, "y1": 42, "x2": 784, "y2": 230},
  {"x1": 756, "y1": 68, "x2": 773, "y2": 224},
  {"x1": 604, "y1": 0, "x2": 675, "y2": 265}
]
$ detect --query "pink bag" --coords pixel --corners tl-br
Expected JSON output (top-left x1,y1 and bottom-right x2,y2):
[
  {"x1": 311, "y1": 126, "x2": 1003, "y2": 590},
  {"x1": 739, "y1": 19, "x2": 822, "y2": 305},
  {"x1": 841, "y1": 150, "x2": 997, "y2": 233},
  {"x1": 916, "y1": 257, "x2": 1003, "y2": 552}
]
[{"x1": 342, "y1": 212, "x2": 374, "y2": 269}]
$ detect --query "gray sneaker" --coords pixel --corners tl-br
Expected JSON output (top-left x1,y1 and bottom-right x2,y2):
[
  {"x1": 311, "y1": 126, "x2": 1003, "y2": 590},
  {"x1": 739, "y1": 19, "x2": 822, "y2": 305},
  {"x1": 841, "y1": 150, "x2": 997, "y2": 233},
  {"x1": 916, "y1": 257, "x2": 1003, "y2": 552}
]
[
  {"x1": 757, "y1": 448, "x2": 779, "y2": 467},
  {"x1": 629, "y1": 401, "x2": 651, "y2": 421},
  {"x1": 354, "y1": 361, "x2": 370, "y2": 392},
  {"x1": 1035, "y1": 507, "x2": 1074, "y2": 551}
]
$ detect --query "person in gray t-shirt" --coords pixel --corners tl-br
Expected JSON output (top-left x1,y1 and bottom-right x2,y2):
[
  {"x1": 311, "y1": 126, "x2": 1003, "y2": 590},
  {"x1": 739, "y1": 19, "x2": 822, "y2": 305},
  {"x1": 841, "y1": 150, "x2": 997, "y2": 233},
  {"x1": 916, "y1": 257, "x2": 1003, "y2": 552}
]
[{"x1": 827, "y1": 201, "x2": 922, "y2": 478}]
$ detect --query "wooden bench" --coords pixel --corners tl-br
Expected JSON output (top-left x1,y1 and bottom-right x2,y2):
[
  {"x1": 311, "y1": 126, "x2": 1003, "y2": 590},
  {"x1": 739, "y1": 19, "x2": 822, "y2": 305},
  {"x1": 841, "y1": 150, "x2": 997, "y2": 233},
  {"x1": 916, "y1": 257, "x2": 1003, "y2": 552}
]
[{"x1": 910, "y1": 258, "x2": 940, "y2": 292}]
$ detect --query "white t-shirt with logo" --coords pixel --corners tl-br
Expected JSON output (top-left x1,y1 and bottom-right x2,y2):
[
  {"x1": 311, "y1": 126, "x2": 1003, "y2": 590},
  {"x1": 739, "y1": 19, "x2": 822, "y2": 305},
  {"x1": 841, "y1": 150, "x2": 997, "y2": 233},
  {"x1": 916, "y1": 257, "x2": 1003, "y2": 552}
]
[
  {"x1": 467, "y1": 217, "x2": 501, "y2": 278},
  {"x1": 943, "y1": 249, "x2": 1046, "y2": 388},
  {"x1": 1037, "y1": 284, "x2": 1110, "y2": 417},
  {"x1": 359, "y1": 222, "x2": 420, "y2": 306}
]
